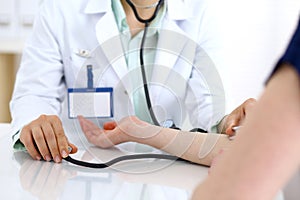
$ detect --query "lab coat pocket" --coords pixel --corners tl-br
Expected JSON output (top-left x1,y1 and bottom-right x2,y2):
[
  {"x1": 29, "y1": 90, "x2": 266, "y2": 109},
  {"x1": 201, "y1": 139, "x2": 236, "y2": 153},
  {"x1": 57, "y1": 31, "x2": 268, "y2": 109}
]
[{"x1": 64, "y1": 49, "x2": 92, "y2": 88}]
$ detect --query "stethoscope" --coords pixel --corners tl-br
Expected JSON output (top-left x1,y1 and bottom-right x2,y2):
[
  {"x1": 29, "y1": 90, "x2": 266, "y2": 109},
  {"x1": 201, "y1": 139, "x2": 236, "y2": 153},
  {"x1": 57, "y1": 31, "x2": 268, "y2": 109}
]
[
  {"x1": 64, "y1": 0, "x2": 181, "y2": 168},
  {"x1": 126, "y1": 0, "x2": 206, "y2": 132},
  {"x1": 126, "y1": 0, "x2": 164, "y2": 127},
  {"x1": 64, "y1": 0, "x2": 205, "y2": 168}
]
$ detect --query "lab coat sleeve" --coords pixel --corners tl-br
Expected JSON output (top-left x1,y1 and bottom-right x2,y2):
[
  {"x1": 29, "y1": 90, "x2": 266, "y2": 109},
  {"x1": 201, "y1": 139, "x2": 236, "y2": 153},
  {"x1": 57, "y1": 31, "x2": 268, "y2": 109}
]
[{"x1": 10, "y1": 1, "x2": 65, "y2": 141}]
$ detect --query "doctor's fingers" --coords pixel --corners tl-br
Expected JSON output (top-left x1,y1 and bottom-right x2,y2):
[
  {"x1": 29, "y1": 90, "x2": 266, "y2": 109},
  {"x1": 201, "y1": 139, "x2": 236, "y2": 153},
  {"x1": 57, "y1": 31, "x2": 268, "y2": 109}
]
[
  {"x1": 224, "y1": 98, "x2": 257, "y2": 135},
  {"x1": 242, "y1": 98, "x2": 257, "y2": 115},
  {"x1": 20, "y1": 115, "x2": 68, "y2": 162},
  {"x1": 20, "y1": 127, "x2": 43, "y2": 161},
  {"x1": 40, "y1": 122, "x2": 64, "y2": 163},
  {"x1": 31, "y1": 126, "x2": 51, "y2": 162},
  {"x1": 28, "y1": 122, "x2": 63, "y2": 163},
  {"x1": 228, "y1": 98, "x2": 257, "y2": 128},
  {"x1": 50, "y1": 118, "x2": 71, "y2": 160},
  {"x1": 222, "y1": 109, "x2": 244, "y2": 135},
  {"x1": 223, "y1": 115, "x2": 241, "y2": 136},
  {"x1": 39, "y1": 124, "x2": 76, "y2": 160}
]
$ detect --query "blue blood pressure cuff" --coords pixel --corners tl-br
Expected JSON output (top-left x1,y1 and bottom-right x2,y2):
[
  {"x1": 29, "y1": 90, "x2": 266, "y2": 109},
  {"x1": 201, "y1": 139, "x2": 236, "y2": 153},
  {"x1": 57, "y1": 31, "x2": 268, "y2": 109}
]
[
  {"x1": 68, "y1": 88, "x2": 113, "y2": 118},
  {"x1": 268, "y1": 18, "x2": 300, "y2": 81}
]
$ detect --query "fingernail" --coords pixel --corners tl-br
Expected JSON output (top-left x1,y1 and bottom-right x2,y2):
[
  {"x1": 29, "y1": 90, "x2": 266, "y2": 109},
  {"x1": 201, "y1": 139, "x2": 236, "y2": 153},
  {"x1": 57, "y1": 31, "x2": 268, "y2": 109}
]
[
  {"x1": 61, "y1": 150, "x2": 68, "y2": 158},
  {"x1": 55, "y1": 155, "x2": 61, "y2": 163},
  {"x1": 45, "y1": 155, "x2": 51, "y2": 162},
  {"x1": 36, "y1": 156, "x2": 41, "y2": 161}
]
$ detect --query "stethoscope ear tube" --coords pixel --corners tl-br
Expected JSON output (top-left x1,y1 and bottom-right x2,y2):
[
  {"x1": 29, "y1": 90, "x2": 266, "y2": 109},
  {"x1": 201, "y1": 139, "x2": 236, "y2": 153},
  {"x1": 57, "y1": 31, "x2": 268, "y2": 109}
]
[
  {"x1": 125, "y1": 0, "x2": 165, "y2": 127},
  {"x1": 125, "y1": 0, "x2": 164, "y2": 24},
  {"x1": 64, "y1": 154, "x2": 183, "y2": 168}
]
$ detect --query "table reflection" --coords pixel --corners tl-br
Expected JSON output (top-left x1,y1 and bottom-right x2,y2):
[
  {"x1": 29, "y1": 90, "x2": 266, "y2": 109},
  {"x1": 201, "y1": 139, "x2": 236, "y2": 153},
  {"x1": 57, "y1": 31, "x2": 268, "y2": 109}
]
[{"x1": 14, "y1": 146, "x2": 208, "y2": 200}]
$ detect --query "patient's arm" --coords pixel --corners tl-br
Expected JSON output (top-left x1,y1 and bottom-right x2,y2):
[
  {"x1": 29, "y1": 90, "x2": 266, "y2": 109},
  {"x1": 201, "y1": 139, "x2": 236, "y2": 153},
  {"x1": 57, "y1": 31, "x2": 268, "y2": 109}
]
[
  {"x1": 192, "y1": 64, "x2": 300, "y2": 200},
  {"x1": 130, "y1": 124, "x2": 231, "y2": 166},
  {"x1": 78, "y1": 115, "x2": 231, "y2": 166}
]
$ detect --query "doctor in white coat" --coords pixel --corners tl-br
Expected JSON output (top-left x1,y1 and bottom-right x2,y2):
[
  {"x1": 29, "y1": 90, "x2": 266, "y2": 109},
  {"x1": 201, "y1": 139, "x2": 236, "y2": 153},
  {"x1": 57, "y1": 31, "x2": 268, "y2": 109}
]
[{"x1": 10, "y1": 0, "x2": 255, "y2": 163}]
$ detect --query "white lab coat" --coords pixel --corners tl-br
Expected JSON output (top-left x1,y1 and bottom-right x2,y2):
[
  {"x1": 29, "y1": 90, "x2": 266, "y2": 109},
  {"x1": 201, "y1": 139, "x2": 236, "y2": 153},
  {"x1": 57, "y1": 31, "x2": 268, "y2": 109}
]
[{"x1": 10, "y1": 0, "x2": 225, "y2": 137}]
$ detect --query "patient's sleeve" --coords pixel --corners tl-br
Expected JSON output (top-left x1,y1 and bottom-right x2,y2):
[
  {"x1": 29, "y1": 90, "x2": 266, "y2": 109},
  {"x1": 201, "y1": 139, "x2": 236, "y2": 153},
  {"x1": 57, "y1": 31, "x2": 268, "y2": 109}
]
[{"x1": 268, "y1": 17, "x2": 300, "y2": 81}]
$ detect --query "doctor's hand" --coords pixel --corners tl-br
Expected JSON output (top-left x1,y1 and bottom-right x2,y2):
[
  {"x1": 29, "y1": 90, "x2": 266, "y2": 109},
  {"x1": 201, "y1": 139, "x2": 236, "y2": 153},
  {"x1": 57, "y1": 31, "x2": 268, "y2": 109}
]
[
  {"x1": 20, "y1": 115, "x2": 78, "y2": 162},
  {"x1": 219, "y1": 98, "x2": 257, "y2": 136},
  {"x1": 78, "y1": 115, "x2": 151, "y2": 148}
]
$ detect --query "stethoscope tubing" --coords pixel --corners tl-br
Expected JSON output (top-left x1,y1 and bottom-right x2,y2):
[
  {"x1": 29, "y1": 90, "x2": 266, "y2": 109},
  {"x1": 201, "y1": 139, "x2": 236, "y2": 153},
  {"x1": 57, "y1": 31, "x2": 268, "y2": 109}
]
[
  {"x1": 63, "y1": 0, "x2": 183, "y2": 168},
  {"x1": 64, "y1": 154, "x2": 182, "y2": 168}
]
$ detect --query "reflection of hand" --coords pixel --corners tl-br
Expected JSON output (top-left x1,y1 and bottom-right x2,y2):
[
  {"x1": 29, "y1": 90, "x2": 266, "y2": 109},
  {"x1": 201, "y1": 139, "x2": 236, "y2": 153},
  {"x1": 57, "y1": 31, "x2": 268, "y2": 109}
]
[
  {"x1": 19, "y1": 159, "x2": 76, "y2": 199},
  {"x1": 78, "y1": 115, "x2": 152, "y2": 148},
  {"x1": 20, "y1": 115, "x2": 78, "y2": 162},
  {"x1": 219, "y1": 98, "x2": 256, "y2": 136}
]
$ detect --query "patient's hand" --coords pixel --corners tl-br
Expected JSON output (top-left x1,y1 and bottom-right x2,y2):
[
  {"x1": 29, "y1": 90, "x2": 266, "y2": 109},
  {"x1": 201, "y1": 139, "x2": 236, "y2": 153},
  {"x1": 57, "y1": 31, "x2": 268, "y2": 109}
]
[{"x1": 78, "y1": 115, "x2": 151, "y2": 148}]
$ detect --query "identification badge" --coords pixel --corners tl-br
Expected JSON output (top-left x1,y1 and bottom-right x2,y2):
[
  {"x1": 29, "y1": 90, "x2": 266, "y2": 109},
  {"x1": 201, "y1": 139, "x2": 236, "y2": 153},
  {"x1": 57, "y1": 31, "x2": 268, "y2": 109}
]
[{"x1": 68, "y1": 87, "x2": 113, "y2": 118}]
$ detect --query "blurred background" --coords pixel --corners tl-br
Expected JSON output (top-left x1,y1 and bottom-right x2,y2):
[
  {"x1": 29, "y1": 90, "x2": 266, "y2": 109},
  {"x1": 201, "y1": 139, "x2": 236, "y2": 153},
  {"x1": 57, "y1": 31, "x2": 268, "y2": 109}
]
[
  {"x1": 0, "y1": 0, "x2": 299, "y2": 123},
  {"x1": 0, "y1": 0, "x2": 41, "y2": 122}
]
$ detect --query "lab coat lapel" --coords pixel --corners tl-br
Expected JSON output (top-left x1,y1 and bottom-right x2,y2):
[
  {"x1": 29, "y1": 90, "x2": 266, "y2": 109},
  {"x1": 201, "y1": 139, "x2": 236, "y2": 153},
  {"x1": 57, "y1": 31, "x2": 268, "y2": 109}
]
[
  {"x1": 95, "y1": 10, "x2": 131, "y2": 91},
  {"x1": 151, "y1": 18, "x2": 189, "y2": 91},
  {"x1": 84, "y1": 0, "x2": 110, "y2": 13},
  {"x1": 151, "y1": 0, "x2": 190, "y2": 83}
]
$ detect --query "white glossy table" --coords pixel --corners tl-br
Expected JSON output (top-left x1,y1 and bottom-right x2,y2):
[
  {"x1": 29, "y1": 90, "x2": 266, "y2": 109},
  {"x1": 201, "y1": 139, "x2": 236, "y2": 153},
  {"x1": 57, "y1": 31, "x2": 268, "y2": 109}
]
[
  {"x1": 0, "y1": 123, "x2": 287, "y2": 200},
  {"x1": 0, "y1": 123, "x2": 210, "y2": 200}
]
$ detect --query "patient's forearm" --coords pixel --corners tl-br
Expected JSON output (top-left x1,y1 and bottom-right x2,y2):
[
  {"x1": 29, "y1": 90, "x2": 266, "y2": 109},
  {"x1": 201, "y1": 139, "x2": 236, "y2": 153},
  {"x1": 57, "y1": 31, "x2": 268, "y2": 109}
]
[{"x1": 131, "y1": 126, "x2": 231, "y2": 166}]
